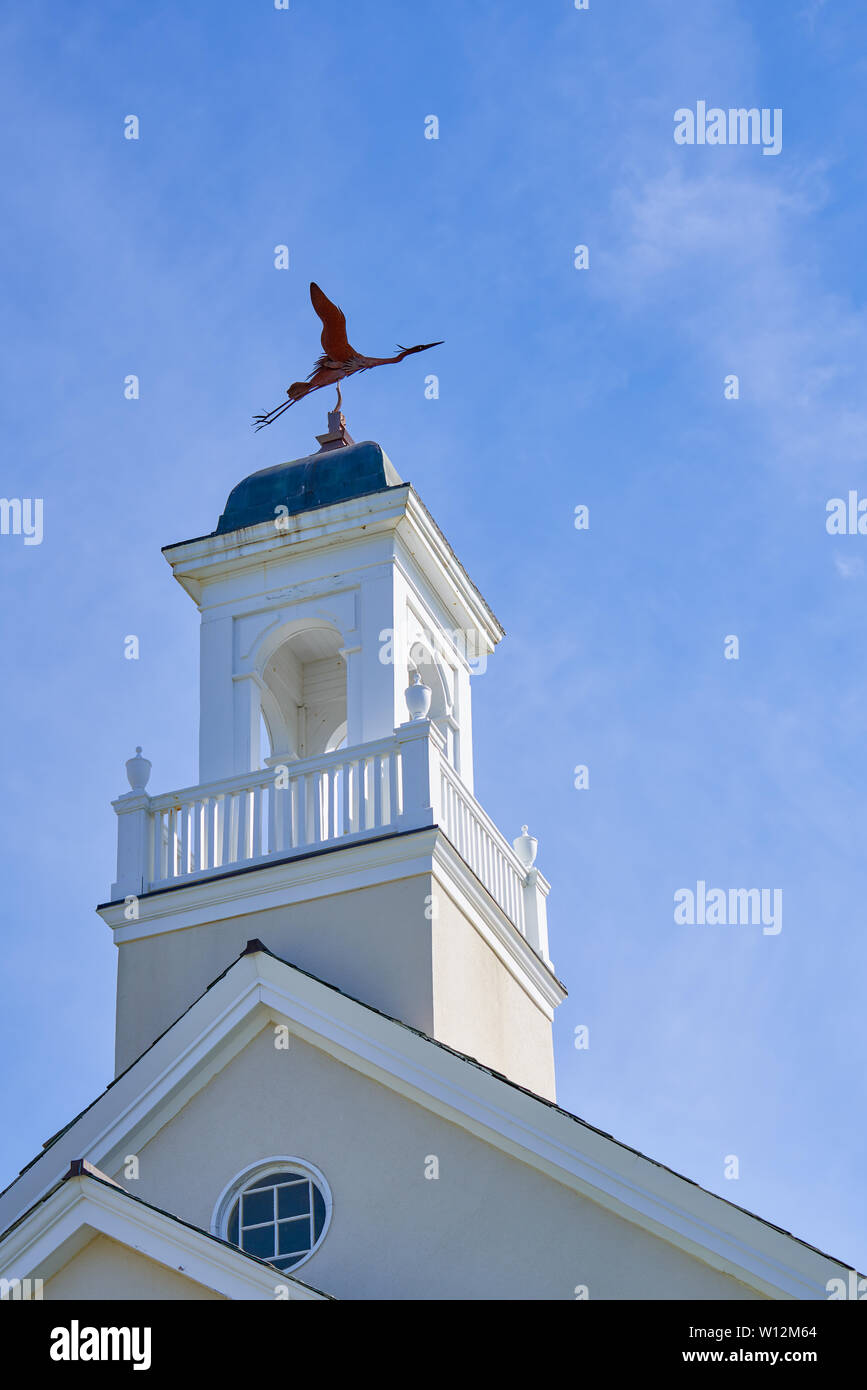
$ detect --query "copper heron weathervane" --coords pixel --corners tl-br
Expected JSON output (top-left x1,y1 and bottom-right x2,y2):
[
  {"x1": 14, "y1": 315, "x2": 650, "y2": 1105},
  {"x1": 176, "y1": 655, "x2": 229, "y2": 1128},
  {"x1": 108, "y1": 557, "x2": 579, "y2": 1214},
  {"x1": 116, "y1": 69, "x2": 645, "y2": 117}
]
[{"x1": 252, "y1": 282, "x2": 443, "y2": 430}]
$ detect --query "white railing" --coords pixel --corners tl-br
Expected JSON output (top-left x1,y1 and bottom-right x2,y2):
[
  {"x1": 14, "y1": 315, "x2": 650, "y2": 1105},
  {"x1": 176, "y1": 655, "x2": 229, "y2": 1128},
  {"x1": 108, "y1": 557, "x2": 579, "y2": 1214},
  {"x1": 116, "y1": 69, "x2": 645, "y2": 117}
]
[
  {"x1": 111, "y1": 721, "x2": 550, "y2": 960},
  {"x1": 439, "y1": 759, "x2": 527, "y2": 936},
  {"x1": 142, "y1": 737, "x2": 401, "y2": 890}
]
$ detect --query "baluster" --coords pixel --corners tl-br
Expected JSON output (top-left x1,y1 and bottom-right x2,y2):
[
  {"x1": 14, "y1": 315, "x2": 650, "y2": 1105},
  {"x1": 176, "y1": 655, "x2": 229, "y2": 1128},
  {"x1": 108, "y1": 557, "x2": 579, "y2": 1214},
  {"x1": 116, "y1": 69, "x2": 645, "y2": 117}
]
[
  {"x1": 281, "y1": 778, "x2": 291, "y2": 853},
  {"x1": 165, "y1": 807, "x2": 176, "y2": 878},
  {"x1": 220, "y1": 793, "x2": 232, "y2": 867},
  {"x1": 358, "y1": 758, "x2": 369, "y2": 830},
  {"x1": 387, "y1": 753, "x2": 399, "y2": 826},
  {"x1": 342, "y1": 760, "x2": 352, "y2": 836},
  {"x1": 370, "y1": 755, "x2": 381, "y2": 827},
  {"x1": 304, "y1": 772, "x2": 313, "y2": 847},
  {"x1": 252, "y1": 784, "x2": 263, "y2": 859},
  {"x1": 193, "y1": 799, "x2": 203, "y2": 872},
  {"x1": 355, "y1": 759, "x2": 365, "y2": 831},
  {"x1": 268, "y1": 779, "x2": 280, "y2": 855},
  {"x1": 247, "y1": 787, "x2": 255, "y2": 860},
  {"x1": 285, "y1": 775, "x2": 296, "y2": 851},
  {"x1": 322, "y1": 770, "x2": 333, "y2": 841},
  {"x1": 281, "y1": 777, "x2": 291, "y2": 850},
  {"x1": 325, "y1": 769, "x2": 333, "y2": 841},
  {"x1": 316, "y1": 771, "x2": 326, "y2": 842},
  {"x1": 292, "y1": 776, "x2": 303, "y2": 847},
  {"x1": 150, "y1": 812, "x2": 158, "y2": 883}
]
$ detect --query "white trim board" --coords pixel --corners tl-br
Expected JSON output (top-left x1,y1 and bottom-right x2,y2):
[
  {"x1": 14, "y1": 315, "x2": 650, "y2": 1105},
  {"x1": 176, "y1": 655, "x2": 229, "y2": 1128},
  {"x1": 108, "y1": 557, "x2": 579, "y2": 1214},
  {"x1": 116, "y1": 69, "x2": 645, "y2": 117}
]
[{"x1": 0, "y1": 1168, "x2": 329, "y2": 1301}]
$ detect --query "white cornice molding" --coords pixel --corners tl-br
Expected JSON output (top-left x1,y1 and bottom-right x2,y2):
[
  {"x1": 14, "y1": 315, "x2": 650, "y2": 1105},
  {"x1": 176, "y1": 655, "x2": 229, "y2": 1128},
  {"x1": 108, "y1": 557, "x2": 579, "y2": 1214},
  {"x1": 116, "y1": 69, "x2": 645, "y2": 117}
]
[
  {"x1": 0, "y1": 1170, "x2": 328, "y2": 1300},
  {"x1": 97, "y1": 827, "x2": 564, "y2": 1013},
  {"x1": 163, "y1": 488, "x2": 407, "y2": 576},
  {"x1": 99, "y1": 828, "x2": 438, "y2": 937},
  {"x1": 0, "y1": 949, "x2": 854, "y2": 1302},
  {"x1": 162, "y1": 484, "x2": 502, "y2": 647},
  {"x1": 99, "y1": 828, "x2": 439, "y2": 940},
  {"x1": 399, "y1": 489, "x2": 503, "y2": 648}
]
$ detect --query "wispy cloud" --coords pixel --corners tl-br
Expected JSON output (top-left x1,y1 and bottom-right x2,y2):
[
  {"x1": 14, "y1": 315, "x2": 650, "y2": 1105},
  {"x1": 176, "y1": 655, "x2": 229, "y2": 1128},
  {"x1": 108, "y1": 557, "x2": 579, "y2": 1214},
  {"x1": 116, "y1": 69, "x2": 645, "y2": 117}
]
[
  {"x1": 834, "y1": 553, "x2": 864, "y2": 578},
  {"x1": 595, "y1": 160, "x2": 867, "y2": 487}
]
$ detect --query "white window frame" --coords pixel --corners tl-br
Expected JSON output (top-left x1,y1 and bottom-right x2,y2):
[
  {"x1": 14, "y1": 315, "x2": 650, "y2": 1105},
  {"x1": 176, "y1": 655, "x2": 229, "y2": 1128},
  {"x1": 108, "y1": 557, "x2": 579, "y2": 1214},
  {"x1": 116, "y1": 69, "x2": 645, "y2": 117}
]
[{"x1": 212, "y1": 1157, "x2": 333, "y2": 1273}]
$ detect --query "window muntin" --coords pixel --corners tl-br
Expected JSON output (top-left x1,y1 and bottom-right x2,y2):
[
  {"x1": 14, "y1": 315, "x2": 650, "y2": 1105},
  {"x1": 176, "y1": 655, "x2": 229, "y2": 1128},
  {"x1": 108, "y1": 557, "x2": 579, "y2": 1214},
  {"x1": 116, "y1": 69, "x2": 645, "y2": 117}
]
[{"x1": 226, "y1": 1170, "x2": 327, "y2": 1271}]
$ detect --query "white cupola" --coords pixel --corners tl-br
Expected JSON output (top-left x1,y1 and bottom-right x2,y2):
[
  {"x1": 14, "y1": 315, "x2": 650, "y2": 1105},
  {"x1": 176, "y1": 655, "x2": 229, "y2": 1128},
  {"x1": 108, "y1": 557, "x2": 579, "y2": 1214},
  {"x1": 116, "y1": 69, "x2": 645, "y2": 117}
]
[
  {"x1": 101, "y1": 418, "x2": 563, "y2": 1099},
  {"x1": 164, "y1": 419, "x2": 499, "y2": 794}
]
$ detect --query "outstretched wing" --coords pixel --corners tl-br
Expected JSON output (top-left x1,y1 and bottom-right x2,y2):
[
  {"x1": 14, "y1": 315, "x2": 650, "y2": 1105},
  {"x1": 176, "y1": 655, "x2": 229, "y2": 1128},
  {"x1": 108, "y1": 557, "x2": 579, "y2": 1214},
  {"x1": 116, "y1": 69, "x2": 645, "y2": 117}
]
[{"x1": 310, "y1": 282, "x2": 353, "y2": 360}]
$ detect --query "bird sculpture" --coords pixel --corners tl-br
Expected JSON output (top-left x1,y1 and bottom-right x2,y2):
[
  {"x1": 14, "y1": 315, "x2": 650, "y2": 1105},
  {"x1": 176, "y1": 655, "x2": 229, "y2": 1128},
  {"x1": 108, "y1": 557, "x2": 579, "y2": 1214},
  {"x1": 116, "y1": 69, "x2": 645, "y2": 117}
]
[{"x1": 253, "y1": 282, "x2": 442, "y2": 430}]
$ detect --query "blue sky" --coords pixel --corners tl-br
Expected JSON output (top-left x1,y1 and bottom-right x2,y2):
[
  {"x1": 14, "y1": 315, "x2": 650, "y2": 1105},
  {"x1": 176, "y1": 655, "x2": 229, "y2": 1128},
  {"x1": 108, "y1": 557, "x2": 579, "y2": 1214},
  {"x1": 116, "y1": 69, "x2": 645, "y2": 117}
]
[{"x1": 1, "y1": 0, "x2": 866, "y2": 1274}]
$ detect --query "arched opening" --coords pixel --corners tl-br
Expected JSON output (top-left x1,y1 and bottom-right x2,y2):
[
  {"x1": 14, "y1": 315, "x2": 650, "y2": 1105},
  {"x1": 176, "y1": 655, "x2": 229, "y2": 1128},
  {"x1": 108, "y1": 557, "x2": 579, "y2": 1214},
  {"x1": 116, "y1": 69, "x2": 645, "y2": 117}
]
[{"x1": 261, "y1": 625, "x2": 347, "y2": 762}]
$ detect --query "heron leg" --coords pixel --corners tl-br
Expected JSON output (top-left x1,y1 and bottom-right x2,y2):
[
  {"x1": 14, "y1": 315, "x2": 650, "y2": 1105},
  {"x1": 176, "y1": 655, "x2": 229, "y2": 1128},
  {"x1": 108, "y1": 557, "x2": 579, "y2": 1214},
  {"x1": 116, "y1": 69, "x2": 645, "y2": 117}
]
[
  {"x1": 335, "y1": 381, "x2": 342, "y2": 411},
  {"x1": 252, "y1": 397, "x2": 296, "y2": 430}
]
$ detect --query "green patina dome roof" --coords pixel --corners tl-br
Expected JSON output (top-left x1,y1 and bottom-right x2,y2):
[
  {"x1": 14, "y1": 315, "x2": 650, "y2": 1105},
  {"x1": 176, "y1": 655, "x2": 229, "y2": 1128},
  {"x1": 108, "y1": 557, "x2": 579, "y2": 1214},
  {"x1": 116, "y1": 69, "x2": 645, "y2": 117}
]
[{"x1": 215, "y1": 441, "x2": 403, "y2": 535}]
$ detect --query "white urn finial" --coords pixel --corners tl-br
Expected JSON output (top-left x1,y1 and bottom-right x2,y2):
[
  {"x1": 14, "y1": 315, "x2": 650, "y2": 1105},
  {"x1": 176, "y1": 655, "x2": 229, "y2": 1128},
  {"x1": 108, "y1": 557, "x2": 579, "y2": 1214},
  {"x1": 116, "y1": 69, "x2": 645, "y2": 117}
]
[
  {"x1": 125, "y1": 746, "x2": 152, "y2": 793},
  {"x1": 513, "y1": 824, "x2": 538, "y2": 870},
  {"x1": 404, "y1": 670, "x2": 432, "y2": 721}
]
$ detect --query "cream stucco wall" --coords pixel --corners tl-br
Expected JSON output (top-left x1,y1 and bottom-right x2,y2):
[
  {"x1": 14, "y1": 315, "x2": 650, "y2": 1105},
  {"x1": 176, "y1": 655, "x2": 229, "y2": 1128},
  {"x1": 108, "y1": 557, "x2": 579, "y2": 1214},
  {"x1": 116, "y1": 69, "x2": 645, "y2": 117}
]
[
  {"x1": 114, "y1": 862, "x2": 558, "y2": 1099},
  {"x1": 115, "y1": 876, "x2": 436, "y2": 1072},
  {"x1": 113, "y1": 1025, "x2": 760, "y2": 1301},
  {"x1": 432, "y1": 887, "x2": 556, "y2": 1098},
  {"x1": 43, "y1": 1234, "x2": 225, "y2": 1301}
]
